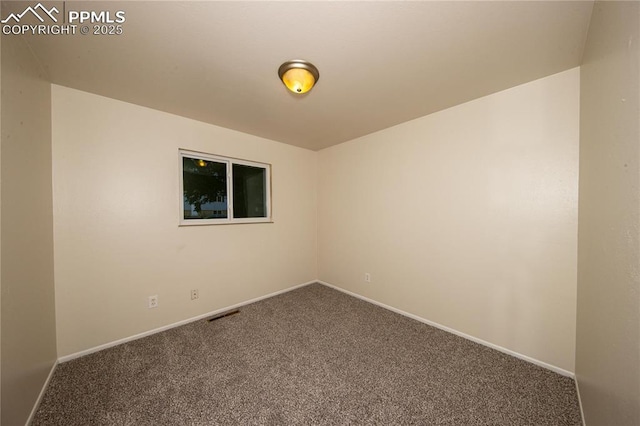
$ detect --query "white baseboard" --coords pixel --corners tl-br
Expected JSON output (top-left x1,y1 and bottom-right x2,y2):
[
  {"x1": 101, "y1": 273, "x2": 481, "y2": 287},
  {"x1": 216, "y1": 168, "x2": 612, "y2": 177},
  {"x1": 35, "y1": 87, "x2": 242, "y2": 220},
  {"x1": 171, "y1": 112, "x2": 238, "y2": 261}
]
[
  {"x1": 49, "y1": 279, "x2": 580, "y2": 423},
  {"x1": 575, "y1": 376, "x2": 586, "y2": 425},
  {"x1": 57, "y1": 278, "x2": 575, "y2": 375},
  {"x1": 58, "y1": 280, "x2": 316, "y2": 363},
  {"x1": 26, "y1": 359, "x2": 58, "y2": 426},
  {"x1": 318, "y1": 280, "x2": 575, "y2": 378}
]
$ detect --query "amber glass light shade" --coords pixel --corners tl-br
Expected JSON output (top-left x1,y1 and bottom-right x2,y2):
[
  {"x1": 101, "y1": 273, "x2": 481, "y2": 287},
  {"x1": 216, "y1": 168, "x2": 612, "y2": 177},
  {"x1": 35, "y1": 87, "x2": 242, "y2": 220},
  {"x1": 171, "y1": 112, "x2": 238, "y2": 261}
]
[{"x1": 278, "y1": 60, "x2": 320, "y2": 94}]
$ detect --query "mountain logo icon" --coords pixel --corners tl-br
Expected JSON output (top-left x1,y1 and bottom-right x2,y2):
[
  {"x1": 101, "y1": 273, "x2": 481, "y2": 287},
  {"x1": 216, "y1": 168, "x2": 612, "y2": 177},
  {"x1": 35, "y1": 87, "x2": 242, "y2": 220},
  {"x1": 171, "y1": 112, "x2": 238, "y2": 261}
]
[{"x1": 1, "y1": 3, "x2": 59, "y2": 24}]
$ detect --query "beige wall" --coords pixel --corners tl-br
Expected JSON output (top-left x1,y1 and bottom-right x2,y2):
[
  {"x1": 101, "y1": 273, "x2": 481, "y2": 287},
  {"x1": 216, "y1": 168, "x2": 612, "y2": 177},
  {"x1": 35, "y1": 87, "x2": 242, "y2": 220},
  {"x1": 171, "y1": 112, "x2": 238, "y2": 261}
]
[
  {"x1": 576, "y1": 1, "x2": 640, "y2": 425},
  {"x1": 52, "y1": 85, "x2": 317, "y2": 358},
  {"x1": 1, "y1": 35, "x2": 57, "y2": 425},
  {"x1": 318, "y1": 68, "x2": 580, "y2": 373}
]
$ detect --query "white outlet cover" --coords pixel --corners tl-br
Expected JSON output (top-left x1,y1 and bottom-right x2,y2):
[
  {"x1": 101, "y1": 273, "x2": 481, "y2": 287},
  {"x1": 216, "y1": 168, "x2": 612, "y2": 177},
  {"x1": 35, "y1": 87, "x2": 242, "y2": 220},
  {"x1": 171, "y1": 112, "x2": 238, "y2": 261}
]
[{"x1": 148, "y1": 295, "x2": 158, "y2": 308}]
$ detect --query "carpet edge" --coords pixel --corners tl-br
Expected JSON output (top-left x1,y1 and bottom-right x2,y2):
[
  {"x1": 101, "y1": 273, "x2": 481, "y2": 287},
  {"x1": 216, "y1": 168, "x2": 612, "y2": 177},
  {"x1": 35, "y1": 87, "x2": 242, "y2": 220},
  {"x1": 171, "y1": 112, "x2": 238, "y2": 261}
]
[
  {"x1": 57, "y1": 280, "x2": 317, "y2": 364},
  {"x1": 26, "y1": 359, "x2": 58, "y2": 426},
  {"x1": 317, "y1": 280, "x2": 576, "y2": 378},
  {"x1": 575, "y1": 375, "x2": 587, "y2": 426}
]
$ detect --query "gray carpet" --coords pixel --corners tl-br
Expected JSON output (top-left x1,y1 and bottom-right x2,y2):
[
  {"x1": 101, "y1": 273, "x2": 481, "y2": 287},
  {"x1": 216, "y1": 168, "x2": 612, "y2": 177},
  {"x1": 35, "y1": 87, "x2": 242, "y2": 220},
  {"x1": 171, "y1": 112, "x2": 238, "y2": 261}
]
[{"x1": 33, "y1": 283, "x2": 582, "y2": 425}]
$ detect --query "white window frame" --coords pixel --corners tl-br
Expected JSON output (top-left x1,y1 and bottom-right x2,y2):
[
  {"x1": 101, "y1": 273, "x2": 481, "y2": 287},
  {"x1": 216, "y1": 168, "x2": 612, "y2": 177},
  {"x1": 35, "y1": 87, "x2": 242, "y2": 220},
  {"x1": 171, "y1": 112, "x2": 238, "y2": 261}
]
[{"x1": 179, "y1": 149, "x2": 272, "y2": 226}]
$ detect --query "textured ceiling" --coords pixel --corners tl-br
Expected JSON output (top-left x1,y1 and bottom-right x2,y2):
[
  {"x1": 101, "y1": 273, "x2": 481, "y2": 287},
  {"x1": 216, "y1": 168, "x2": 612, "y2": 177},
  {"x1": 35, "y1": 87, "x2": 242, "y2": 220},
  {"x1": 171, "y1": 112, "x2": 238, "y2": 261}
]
[{"x1": 14, "y1": 1, "x2": 594, "y2": 150}]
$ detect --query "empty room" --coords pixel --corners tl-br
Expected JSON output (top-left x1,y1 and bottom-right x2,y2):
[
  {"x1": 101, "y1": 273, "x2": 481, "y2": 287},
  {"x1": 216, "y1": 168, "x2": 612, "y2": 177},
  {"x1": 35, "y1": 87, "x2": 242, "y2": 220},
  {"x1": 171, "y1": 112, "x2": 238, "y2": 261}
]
[{"x1": 1, "y1": 0, "x2": 638, "y2": 425}]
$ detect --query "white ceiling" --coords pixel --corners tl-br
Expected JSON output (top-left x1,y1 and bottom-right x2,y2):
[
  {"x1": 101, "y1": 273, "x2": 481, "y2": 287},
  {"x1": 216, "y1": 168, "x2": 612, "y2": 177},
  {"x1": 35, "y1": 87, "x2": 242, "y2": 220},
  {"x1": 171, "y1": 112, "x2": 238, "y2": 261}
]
[{"x1": 15, "y1": 1, "x2": 594, "y2": 151}]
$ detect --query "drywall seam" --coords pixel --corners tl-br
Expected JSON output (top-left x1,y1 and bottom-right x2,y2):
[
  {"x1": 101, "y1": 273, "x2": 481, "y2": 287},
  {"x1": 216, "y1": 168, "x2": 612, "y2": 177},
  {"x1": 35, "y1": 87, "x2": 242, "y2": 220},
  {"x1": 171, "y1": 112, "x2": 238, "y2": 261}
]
[
  {"x1": 318, "y1": 280, "x2": 575, "y2": 378},
  {"x1": 57, "y1": 280, "x2": 316, "y2": 363},
  {"x1": 25, "y1": 360, "x2": 58, "y2": 426}
]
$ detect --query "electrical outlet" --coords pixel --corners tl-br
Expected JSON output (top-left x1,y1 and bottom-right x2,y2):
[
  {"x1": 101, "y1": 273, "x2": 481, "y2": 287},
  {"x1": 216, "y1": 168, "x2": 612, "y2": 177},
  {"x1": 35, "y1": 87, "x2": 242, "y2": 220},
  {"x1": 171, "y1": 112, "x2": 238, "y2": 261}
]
[
  {"x1": 148, "y1": 295, "x2": 158, "y2": 309},
  {"x1": 191, "y1": 289, "x2": 199, "y2": 300},
  {"x1": 364, "y1": 273, "x2": 371, "y2": 283}
]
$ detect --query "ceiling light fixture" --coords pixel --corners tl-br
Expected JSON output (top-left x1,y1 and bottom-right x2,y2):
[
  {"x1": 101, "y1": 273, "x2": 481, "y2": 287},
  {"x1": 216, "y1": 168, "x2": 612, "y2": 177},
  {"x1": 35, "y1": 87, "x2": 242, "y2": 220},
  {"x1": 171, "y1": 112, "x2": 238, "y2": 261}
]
[{"x1": 278, "y1": 60, "x2": 320, "y2": 94}]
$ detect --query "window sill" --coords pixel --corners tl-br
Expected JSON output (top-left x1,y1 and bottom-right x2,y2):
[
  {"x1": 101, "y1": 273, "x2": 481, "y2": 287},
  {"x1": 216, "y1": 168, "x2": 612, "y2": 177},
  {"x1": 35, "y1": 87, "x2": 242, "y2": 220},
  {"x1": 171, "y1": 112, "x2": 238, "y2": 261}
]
[{"x1": 179, "y1": 219, "x2": 274, "y2": 226}]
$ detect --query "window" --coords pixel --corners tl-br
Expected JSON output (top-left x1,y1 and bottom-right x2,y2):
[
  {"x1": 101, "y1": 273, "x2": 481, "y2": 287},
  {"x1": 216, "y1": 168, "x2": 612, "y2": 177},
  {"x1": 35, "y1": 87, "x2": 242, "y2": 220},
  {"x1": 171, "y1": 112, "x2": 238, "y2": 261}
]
[{"x1": 180, "y1": 150, "x2": 271, "y2": 225}]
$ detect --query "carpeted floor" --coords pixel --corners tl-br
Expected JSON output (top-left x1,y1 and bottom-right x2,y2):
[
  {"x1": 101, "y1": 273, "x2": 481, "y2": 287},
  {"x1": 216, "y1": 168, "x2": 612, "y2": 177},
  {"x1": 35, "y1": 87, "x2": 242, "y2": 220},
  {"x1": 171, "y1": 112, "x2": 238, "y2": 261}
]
[{"x1": 33, "y1": 283, "x2": 582, "y2": 425}]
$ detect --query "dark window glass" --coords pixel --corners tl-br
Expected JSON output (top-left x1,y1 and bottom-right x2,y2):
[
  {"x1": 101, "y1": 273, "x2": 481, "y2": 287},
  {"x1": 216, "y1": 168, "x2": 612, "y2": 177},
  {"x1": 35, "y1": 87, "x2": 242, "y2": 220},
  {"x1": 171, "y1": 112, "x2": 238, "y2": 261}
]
[
  {"x1": 182, "y1": 156, "x2": 228, "y2": 219},
  {"x1": 232, "y1": 164, "x2": 266, "y2": 218}
]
